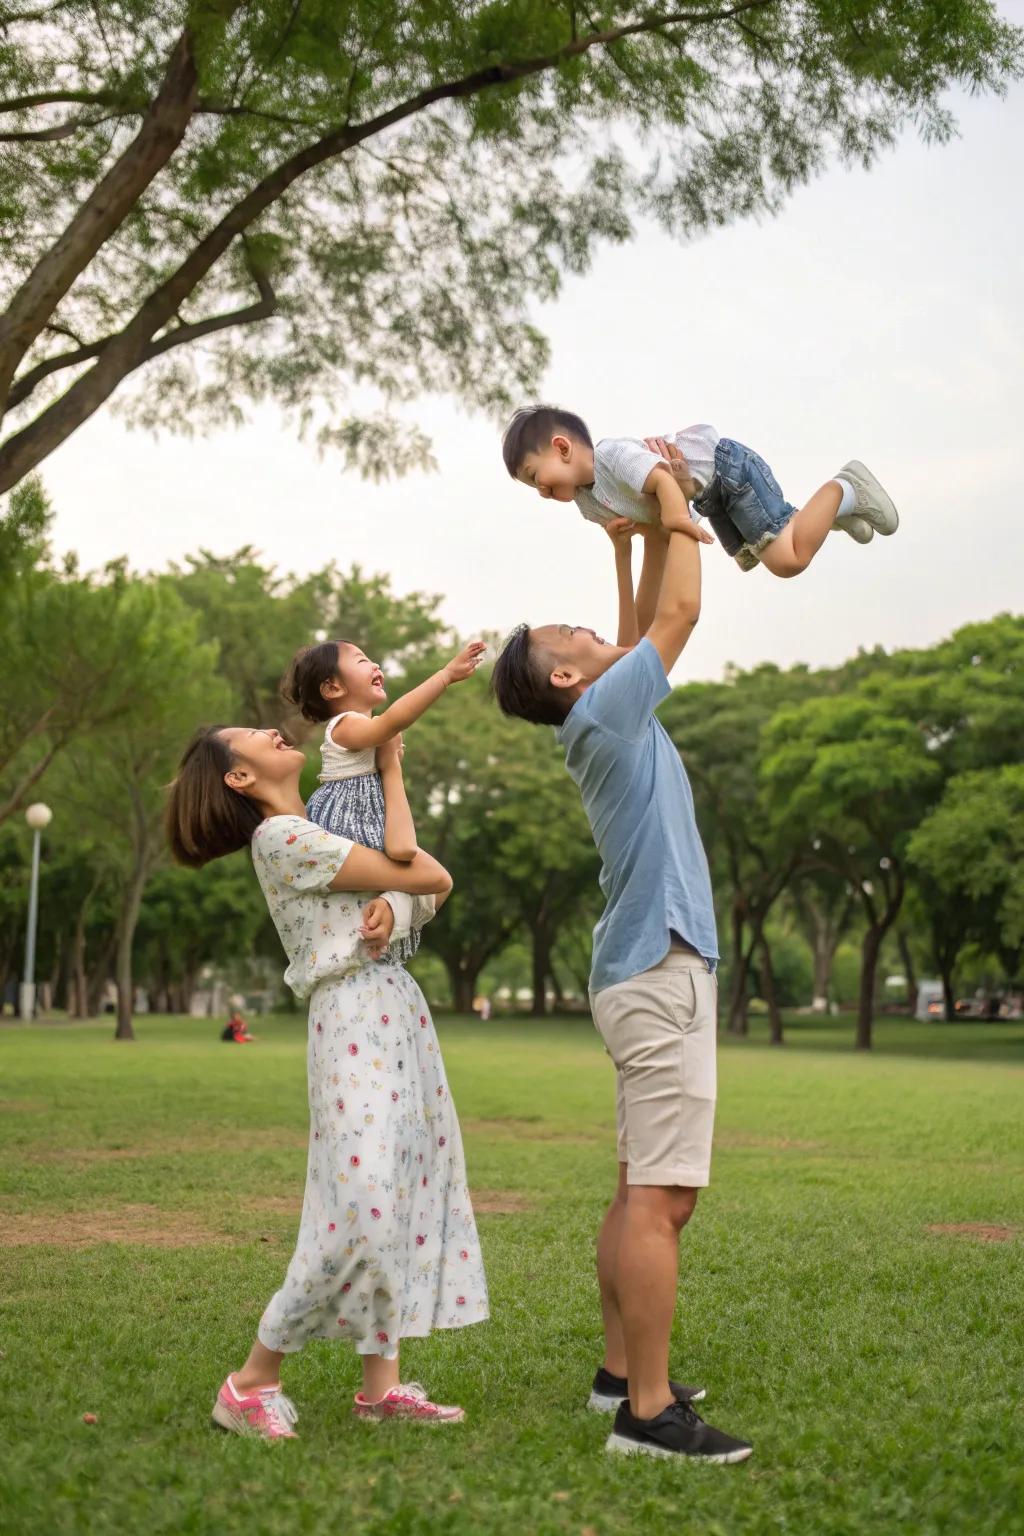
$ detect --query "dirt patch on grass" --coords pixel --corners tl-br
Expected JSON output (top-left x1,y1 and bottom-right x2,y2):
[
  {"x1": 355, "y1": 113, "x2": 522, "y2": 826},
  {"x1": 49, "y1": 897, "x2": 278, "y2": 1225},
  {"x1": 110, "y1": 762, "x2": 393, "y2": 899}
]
[
  {"x1": 926, "y1": 1222, "x2": 1018, "y2": 1243},
  {"x1": 244, "y1": 1195, "x2": 301, "y2": 1217},
  {"x1": 716, "y1": 1130, "x2": 828, "y2": 1152},
  {"x1": 0, "y1": 1203, "x2": 233, "y2": 1248},
  {"x1": 463, "y1": 1117, "x2": 599, "y2": 1145},
  {"x1": 471, "y1": 1189, "x2": 533, "y2": 1215},
  {"x1": 24, "y1": 1129, "x2": 309, "y2": 1167}
]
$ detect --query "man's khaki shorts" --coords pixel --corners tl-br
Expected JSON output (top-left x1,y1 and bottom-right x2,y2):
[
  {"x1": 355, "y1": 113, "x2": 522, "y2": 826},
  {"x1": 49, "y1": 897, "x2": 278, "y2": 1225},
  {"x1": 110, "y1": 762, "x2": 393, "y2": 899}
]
[{"x1": 590, "y1": 946, "x2": 717, "y2": 1188}]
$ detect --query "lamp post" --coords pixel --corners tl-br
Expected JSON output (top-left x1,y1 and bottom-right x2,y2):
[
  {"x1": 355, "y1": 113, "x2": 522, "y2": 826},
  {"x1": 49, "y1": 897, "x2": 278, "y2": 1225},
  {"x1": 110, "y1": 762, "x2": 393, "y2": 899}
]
[{"x1": 20, "y1": 802, "x2": 52, "y2": 1020}]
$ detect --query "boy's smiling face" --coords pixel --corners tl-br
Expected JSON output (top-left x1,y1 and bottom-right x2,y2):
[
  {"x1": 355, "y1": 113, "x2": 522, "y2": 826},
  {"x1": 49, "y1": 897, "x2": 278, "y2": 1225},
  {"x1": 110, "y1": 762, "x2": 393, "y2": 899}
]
[{"x1": 517, "y1": 433, "x2": 594, "y2": 502}]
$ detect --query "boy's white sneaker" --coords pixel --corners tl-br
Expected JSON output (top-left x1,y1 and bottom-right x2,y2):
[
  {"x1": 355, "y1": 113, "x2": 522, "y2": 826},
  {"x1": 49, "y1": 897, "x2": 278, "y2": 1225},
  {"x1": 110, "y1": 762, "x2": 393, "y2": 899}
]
[
  {"x1": 835, "y1": 461, "x2": 899, "y2": 535},
  {"x1": 834, "y1": 512, "x2": 874, "y2": 544}
]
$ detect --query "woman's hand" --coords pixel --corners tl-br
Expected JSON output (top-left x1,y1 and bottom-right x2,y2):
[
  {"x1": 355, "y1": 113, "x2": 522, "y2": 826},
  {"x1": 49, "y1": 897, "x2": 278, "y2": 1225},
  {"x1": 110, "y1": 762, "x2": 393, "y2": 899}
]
[
  {"x1": 360, "y1": 897, "x2": 396, "y2": 959},
  {"x1": 443, "y1": 640, "x2": 487, "y2": 686}
]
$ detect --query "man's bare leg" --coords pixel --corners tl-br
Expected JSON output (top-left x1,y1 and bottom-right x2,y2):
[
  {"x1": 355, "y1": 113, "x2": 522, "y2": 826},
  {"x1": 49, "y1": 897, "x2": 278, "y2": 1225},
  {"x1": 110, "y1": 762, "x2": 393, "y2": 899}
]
[
  {"x1": 615, "y1": 1184, "x2": 698, "y2": 1420},
  {"x1": 596, "y1": 1163, "x2": 630, "y2": 1377}
]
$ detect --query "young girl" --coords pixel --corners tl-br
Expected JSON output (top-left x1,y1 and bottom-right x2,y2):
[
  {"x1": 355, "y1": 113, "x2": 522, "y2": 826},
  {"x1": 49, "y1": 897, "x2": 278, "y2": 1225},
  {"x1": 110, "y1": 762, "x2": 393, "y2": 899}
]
[
  {"x1": 166, "y1": 724, "x2": 488, "y2": 1439},
  {"x1": 282, "y1": 636, "x2": 484, "y2": 965}
]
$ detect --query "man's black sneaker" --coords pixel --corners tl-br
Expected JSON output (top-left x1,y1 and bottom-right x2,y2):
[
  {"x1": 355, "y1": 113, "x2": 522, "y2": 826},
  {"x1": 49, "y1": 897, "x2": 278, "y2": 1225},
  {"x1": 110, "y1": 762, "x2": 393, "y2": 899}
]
[
  {"x1": 587, "y1": 1366, "x2": 706, "y2": 1413},
  {"x1": 605, "y1": 1397, "x2": 753, "y2": 1464}
]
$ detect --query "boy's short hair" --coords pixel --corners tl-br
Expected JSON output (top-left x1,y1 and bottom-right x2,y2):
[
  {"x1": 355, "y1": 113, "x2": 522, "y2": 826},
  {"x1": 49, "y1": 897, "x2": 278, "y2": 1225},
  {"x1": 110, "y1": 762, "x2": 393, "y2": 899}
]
[
  {"x1": 501, "y1": 405, "x2": 593, "y2": 479},
  {"x1": 491, "y1": 623, "x2": 571, "y2": 728}
]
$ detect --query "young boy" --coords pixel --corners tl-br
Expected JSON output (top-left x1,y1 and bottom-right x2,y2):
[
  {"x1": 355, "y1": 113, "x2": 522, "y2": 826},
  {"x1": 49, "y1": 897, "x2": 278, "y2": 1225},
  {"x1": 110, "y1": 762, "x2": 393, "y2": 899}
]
[{"x1": 502, "y1": 404, "x2": 898, "y2": 577}]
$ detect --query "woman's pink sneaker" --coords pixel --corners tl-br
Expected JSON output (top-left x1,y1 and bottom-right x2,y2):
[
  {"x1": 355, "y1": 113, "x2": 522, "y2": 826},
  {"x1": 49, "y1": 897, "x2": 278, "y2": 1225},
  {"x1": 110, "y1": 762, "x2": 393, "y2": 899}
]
[
  {"x1": 211, "y1": 1375, "x2": 299, "y2": 1439},
  {"x1": 353, "y1": 1382, "x2": 465, "y2": 1424}
]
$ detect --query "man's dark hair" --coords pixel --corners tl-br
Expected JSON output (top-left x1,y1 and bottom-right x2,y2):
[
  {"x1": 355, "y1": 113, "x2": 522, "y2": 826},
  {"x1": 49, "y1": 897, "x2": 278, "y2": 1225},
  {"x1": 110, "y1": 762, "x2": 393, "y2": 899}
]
[
  {"x1": 491, "y1": 623, "x2": 571, "y2": 728},
  {"x1": 501, "y1": 405, "x2": 593, "y2": 479}
]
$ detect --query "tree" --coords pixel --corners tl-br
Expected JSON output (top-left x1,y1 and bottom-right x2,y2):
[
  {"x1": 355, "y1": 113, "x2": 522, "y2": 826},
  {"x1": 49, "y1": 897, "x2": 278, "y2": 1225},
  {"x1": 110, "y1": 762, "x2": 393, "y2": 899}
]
[
  {"x1": 134, "y1": 857, "x2": 269, "y2": 1012},
  {"x1": 908, "y1": 765, "x2": 1024, "y2": 1005},
  {"x1": 485, "y1": 725, "x2": 599, "y2": 1017},
  {"x1": 403, "y1": 681, "x2": 524, "y2": 1012},
  {"x1": 51, "y1": 579, "x2": 227, "y2": 1038},
  {"x1": 788, "y1": 866, "x2": 854, "y2": 1012},
  {"x1": 661, "y1": 663, "x2": 823, "y2": 1039},
  {"x1": 761, "y1": 688, "x2": 942, "y2": 1048},
  {"x1": 0, "y1": 2, "x2": 1019, "y2": 490},
  {"x1": 0, "y1": 490, "x2": 199, "y2": 826}
]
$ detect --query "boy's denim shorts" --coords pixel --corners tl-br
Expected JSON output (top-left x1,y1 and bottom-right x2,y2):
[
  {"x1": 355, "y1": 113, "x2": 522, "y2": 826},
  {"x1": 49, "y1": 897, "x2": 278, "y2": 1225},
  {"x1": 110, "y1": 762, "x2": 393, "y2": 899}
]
[{"x1": 693, "y1": 437, "x2": 795, "y2": 572}]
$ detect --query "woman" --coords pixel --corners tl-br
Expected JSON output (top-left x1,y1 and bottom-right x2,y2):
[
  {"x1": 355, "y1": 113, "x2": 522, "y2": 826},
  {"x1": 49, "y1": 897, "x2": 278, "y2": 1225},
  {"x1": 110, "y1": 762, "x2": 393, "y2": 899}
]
[{"x1": 166, "y1": 725, "x2": 488, "y2": 1440}]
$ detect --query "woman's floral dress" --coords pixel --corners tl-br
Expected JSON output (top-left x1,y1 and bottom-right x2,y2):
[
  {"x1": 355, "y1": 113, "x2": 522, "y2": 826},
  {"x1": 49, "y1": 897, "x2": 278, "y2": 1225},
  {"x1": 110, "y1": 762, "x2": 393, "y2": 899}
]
[{"x1": 250, "y1": 815, "x2": 488, "y2": 1359}]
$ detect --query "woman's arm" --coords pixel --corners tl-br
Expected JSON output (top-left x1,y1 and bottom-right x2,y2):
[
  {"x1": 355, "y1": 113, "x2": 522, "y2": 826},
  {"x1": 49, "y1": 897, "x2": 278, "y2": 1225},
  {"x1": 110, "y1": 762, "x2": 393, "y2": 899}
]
[
  {"x1": 328, "y1": 844, "x2": 452, "y2": 897},
  {"x1": 331, "y1": 641, "x2": 485, "y2": 751},
  {"x1": 377, "y1": 736, "x2": 418, "y2": 862}
]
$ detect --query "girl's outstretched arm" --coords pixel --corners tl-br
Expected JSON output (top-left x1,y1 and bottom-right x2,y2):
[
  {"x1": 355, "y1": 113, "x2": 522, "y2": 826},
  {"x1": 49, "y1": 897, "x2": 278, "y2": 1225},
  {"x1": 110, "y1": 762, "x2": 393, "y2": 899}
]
[
  {"x1": 377, "y1": 734, "x2": 418, "y2": 862},
  {"x1": 331, "y1": 641, "x2": 485, "y2": 750}
]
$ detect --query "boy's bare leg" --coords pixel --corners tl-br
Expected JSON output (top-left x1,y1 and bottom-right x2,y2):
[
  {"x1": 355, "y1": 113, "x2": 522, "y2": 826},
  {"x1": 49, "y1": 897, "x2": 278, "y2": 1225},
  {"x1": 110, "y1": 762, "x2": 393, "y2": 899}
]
[
  {"x1": 596, "y1": 1163, "x2": 630, "y2": 1376},
  {"x1": 759, "y1": 480, "x2": 842, "y2": 578}
]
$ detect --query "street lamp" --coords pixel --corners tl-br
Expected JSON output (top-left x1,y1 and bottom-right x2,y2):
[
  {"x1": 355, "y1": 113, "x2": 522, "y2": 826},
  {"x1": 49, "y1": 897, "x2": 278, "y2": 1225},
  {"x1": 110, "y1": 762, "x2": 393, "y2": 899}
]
[{"x1": 20, "y1": 802, "x2": 52, "y2": 1020}]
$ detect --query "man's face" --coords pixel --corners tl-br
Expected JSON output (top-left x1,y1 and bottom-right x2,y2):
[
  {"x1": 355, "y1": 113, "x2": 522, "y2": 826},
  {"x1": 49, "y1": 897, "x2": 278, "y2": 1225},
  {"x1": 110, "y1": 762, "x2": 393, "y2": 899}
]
[
  {"x1": 516, "y1": 434, "x2": 591, "y2": 502},
  {"x1": 531, "y1": 623, "x2": 628, "y2": 697}
]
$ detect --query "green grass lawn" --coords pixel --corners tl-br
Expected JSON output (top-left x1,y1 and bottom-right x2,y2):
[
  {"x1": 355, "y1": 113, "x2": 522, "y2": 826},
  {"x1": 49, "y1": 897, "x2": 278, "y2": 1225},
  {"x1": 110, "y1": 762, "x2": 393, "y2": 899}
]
[{"x1": 1, "y1": 1011, "x2": 1022, "y2": 1535}]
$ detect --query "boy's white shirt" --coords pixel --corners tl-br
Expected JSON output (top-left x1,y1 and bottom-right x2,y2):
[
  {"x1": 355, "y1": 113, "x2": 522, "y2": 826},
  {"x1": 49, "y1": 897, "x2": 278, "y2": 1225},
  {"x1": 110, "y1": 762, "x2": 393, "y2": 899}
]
[{"x1": 573, "y1": 424, "x2": 720, "y2": 528}]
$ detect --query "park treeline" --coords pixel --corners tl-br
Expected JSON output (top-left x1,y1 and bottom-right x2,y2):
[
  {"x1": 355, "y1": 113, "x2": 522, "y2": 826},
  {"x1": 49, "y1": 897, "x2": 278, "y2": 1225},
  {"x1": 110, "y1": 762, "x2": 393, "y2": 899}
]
[{"x1": 1, "y1": 479, "x2": 1021, "y2": 1048}]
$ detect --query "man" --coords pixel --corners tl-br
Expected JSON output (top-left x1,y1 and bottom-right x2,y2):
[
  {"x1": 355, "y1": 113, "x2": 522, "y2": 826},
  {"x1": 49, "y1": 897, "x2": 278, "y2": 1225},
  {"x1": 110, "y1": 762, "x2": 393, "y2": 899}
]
[{"x1": 491, "y1": 445, "x2": 752, "y2": 1465}]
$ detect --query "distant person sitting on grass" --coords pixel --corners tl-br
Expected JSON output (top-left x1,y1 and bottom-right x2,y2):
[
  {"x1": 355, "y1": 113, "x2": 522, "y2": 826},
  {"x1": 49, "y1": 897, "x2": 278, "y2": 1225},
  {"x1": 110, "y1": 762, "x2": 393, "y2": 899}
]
[
  {"x1": 166, "y1": 724, "x2": 488, "y2": 1440},
  {"x1": 220, "y1": 1008, "x2": 254, "y2": 1044},
  {"x1": 491, "y1": 446, "x2": 752, "y2": 1466}
]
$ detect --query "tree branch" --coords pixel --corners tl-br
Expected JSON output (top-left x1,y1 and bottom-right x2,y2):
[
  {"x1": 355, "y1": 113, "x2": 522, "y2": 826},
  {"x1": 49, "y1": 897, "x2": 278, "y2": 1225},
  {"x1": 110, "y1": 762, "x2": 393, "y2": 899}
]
[
  {"x1": 0, "y1": 30, "x2": 200, "y2": 408},
  {"x1": 7, "y1": 264, "x2": 277, "y2": 411},
  {"x1": 0, "y1": 0, "x2": 777, "y2": 490}
]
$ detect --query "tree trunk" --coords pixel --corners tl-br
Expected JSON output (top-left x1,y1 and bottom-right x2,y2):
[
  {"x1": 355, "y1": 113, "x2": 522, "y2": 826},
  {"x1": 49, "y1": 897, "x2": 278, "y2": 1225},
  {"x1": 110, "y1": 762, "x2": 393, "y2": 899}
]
[
  {"x1": 940, "y1": 965, "x2": 956, "y2": 1023},
  {"x1": 70, "y1": 899, "x2": 89, "y2": 1017},
  {"x1": 759, "y1": 934, "x2": 784, "y2": 1046},
  {"x1": 445, "y1": 958, "x2": 479, "y2": 1016},
  {"x1": 897, "y1": 929, "x2": 918, "y2": 1016},
  {"x1": 113, "y1": 857, "x2": 149, "y2": 1041},
  {"x1": 857, "y1": 925, "x2": 884, "y2": 1050},
  {"x1": 530, "y1": 927, "x2": 551, "y2": 1018},
  {"x1": 726, "y1": 903, "x2": 749, "y2": 1036},
  {"x1": 87, "y1": 937, "x2": 114, "y2": 1017}
]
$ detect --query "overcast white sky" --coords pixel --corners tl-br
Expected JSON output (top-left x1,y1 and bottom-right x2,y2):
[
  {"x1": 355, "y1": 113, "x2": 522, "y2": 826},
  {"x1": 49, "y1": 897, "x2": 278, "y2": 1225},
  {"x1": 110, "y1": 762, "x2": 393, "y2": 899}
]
[{"x1": 43, "y1": 46, "x2": 1023, "y2": 685}]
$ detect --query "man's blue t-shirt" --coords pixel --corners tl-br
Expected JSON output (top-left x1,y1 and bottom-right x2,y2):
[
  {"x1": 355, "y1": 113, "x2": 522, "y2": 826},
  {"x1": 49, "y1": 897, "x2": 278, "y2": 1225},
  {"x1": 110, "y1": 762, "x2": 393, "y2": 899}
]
[{"x1": 557, "y1": 638, "x2": 718, "y2": 993}]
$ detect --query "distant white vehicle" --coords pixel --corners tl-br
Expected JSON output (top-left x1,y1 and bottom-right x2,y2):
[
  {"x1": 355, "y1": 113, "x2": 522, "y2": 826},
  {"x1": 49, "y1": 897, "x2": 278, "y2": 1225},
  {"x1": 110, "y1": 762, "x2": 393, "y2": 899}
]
[{"x1": 916, "y1": 981, "x2": 944, "y2": 1022}]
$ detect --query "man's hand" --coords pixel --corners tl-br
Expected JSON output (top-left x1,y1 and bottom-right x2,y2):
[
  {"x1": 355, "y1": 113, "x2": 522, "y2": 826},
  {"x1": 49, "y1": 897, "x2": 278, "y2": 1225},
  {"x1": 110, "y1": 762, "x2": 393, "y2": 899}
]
[
  {"x1": 443, "y1": 640, "x2": 487, "y2": 686},
  {"x1": 376, "y1": 733, "x2": 405, "y2": 771},
  {"x1": 604, "y1": 516, "x2": 639, "y2": 554},
  {"x1": 644, "y1": 437, "x2": 700, "y2": 501},
  {"x1": 360, "y1": 897, "x2": 396, "y2": 959}
]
